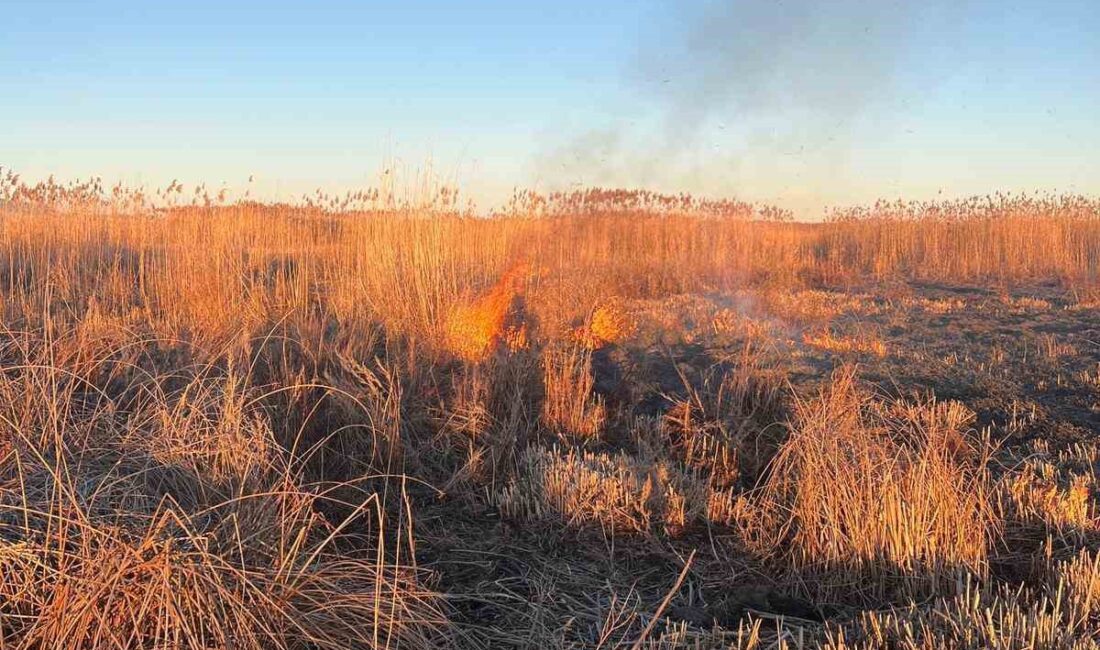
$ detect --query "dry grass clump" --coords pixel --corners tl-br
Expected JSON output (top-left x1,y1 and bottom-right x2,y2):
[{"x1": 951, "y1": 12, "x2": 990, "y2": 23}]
[
  {"x1": 1057, "y1": 548, "x2": 1100, "y2": 628},
  {"x1": 0, "y1": 475, "x2": 447, "y2": 649},
  {"x1": 802, "y1": 328, "x2": 887, "y2": 357},
  {"x1": 821, "y1": 549, "x2": 1100, "y2": 649},
  {"x1": 436, "y1": 365, "x2": 494, "y2": 441},
  {"x1": 541, "y1": 344, "x2": 607, "y2": 440},
  {"x1": 999, "y1": 443, "x2": 1098, "y2": 538},
  {"x1": 659, "y1": 409, "x2": 741, "y2": 491},
  {"x1": 825, "y1": 580, "x2": 1097, "y2": 649},
  {"x1": 574, "y1": 299, "x2": 637, "y2": 348},
  {"x1": 901, "y1": 295, "x2": 967, "y2": 314},
  {"x1": 0, "y1": 384, "x2": 449, "y2": 649},
  {"x1": 319, "y1": 352, "x2": 413, "y2": 473},
  {"x1": 711, "y1": 307, "x2": 778, "y2": 341},
  {"x1": 999, "y1": 294, "x2": 1054, "y2": 312},
  {"x1": 1037, "y1": 332, "x2": 1078, "y2": 359},
  {"x1": 128, "y1": 365, "x2": 278, "y2": 487},
  {"x1": 641, "y1": 617, "x2": 804, "y2": 650},
  {"x1": 428, "y1": 366, "x2": 495, "y2": 493},
  {"x1": 0, "y1": 319, "x2": 448, "y2": 648},
  {"x1": 494, "y1": 445, "x2": 720, "y2": 535},
  {"x1": 1005, "y1": 465, "x2": 1093, "y2": 533},
  {"x1": 608, "y1": 294, "x2": 771, "y2": 347},
  {"x1": 660, "y1": 348, "x2": 787, "y2": 486},
  {"x1": 753, "y1": 370, "x2": 996, "y2": 603},
  {"x1": 761, "y1": 290, "x2": 881, "y2": 325},
  {"x1": 428, "y1": 353, "x2": 542, "y2": 493}
]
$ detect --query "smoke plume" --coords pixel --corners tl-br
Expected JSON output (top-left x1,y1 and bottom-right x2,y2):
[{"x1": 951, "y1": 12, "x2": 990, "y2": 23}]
[{"x1": 534, "y1": 0, "x2": 957, "y2": 215}]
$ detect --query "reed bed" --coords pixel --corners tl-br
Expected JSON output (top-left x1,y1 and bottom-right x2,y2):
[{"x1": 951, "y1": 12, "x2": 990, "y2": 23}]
[{"x1": 2, "y1": 171, "x2": 1100, "y2": 648}]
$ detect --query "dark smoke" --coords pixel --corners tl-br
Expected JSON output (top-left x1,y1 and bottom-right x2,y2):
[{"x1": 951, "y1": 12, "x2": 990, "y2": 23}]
[{"x1": 534, "y1": 0, "x2": 963, "y2": 215}]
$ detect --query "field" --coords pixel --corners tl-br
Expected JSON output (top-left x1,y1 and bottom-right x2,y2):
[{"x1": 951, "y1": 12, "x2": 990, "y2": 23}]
[{"x1": 2, "y1": 172, "x2": 1100, "y2": 648}]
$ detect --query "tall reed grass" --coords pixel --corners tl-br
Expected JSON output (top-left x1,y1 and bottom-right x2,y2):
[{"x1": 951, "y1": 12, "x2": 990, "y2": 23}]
[{"x1": 3, "y1": 171, "x2": 1100, "y2": 647}]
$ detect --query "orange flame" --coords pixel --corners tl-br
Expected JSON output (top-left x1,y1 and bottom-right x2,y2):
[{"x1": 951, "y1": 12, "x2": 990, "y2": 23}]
[
  {"x1": 574, "y1": 300, "x2": 635, "y2": 349},
  {"x1": 445, "y1": 263, "x2": 530, "y2": 361}
]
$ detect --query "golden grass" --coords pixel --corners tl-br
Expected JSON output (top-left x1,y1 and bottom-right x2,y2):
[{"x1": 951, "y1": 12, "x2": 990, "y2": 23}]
[
  {"x1": 825, "y1": 580, "x2": 1097, "y2": 649},
  {"x1": 574, "y1": 299, "x2": 637, "y2": 348},
  {"x1": 3, "y1": 173, "x2": 1100, "y2": 647},
  {"x1": 0, "y1": 333, "x2": 448, "y2": 649},
  {"x1": 752, "y1": 370, "x2": 995, "y2": 603},
  {"x1": 820, "y1": 549, "x2": 1100, "y2": 649},
  {"x1": 494, "y1": 445, "x2": 722, "y2": 535},
  {"x1": 1000, "y1": 442, "x2": 1099, "y2": 539},
  {"x1": 802, "y1": 328, "x2": 888, "y2": 357},
  {"x1": 540, "y1": 344, "x2": 607, "y2": 440},
  {"x1": 2, "y1": 180, "x2": 1099, "y2": 358}
]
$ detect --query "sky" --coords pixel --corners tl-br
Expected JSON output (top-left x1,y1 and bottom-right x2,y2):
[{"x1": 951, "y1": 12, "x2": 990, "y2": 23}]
[{"x1": 2, "y1": 0, "x2": 1099, "y2": 217}]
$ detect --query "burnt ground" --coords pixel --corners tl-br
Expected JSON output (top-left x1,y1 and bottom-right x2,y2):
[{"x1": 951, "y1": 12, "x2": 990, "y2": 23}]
[{"x1": 412, "y1": 283, "x2": 1100, "y2": 647}]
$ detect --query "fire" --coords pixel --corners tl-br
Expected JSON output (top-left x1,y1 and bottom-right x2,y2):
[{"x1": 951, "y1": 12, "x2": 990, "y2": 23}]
[
  {"x1": 445, "y1": 263, "x2": 530, "y2": 361},
  {"x1": 575, "y1": 300, "x2": 635, "y2": 348}
]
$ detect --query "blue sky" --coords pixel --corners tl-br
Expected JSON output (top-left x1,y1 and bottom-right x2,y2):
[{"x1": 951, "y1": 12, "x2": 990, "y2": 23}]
[{"x1": 2, "y1": 0, "x2": 1098, "y2": 216}]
